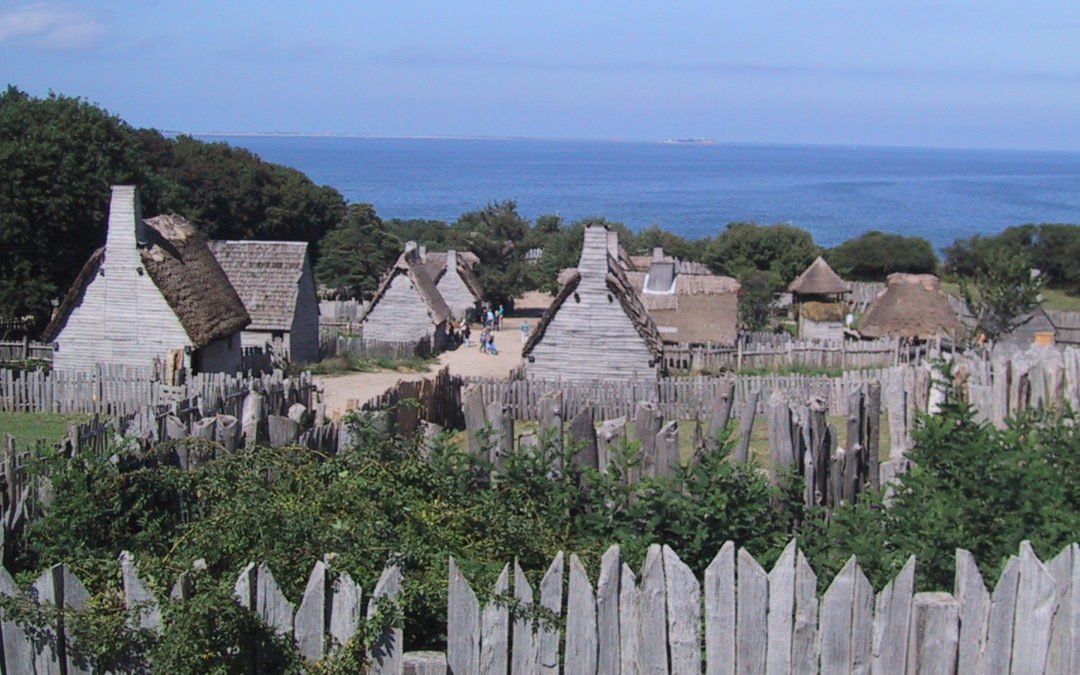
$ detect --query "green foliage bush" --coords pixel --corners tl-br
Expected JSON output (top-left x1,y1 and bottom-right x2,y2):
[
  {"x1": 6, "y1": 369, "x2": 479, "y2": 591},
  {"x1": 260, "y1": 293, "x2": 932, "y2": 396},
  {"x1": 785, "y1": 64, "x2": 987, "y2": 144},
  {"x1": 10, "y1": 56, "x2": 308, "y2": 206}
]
[
  {"x1": 703, "y1": 222, "x2": 821, "y2": 290},
  {"x1": 825, "y1": 230, "x2": 938, "y2": 280},
  {"x1": 946, "y1": 223, "x2": 1080, "y2": 293}
]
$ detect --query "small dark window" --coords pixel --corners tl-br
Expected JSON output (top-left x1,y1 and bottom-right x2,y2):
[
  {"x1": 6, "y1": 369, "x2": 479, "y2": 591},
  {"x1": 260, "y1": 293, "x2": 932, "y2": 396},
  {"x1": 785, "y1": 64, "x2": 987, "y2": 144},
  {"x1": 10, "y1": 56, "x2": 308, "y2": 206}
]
[
  {"x1": 607, "y1": 293, "x2": 614, "y2": 303},
  {"x1": 573, "y1": 292, "x2": 580, "y2": 303}
]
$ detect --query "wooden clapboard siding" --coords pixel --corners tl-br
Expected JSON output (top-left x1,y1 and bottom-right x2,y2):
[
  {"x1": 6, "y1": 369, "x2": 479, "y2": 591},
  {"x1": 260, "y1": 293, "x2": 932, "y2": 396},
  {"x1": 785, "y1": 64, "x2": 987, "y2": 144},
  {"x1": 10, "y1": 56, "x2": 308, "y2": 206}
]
[
  {"x1": 437, "y1": 255, "x2": 479, "y2": 320},
  {"x1": 363, "y1": 274, "x2": 438, "y2": 343},
  {"x1": 527, "y1": 226, "x2": 659, "y2": 381},
  {"x1": 290, "y1": 255, "x2": 321, "y2": 363}
]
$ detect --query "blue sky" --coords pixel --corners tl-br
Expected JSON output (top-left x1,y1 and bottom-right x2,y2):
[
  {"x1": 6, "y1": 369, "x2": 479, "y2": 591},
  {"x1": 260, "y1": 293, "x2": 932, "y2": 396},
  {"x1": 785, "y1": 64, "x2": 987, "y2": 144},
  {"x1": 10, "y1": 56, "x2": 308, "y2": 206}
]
[{"x1": 4, "y1": 1, "x2": 1080, "y2": 150}]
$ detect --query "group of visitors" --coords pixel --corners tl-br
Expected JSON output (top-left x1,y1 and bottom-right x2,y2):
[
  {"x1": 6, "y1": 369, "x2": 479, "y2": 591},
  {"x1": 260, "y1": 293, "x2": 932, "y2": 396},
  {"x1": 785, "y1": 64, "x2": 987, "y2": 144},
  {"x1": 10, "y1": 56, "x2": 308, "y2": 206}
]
[{"x1": 454, "y1": 303, "x2": 529, "y2": 354}]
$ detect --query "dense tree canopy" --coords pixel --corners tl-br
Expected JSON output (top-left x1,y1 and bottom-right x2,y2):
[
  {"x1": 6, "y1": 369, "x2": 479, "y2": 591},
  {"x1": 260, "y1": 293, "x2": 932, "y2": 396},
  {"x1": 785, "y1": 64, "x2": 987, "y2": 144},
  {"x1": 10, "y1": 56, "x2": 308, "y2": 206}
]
[
  {"x1": 825, "y1": 230, "x2": 938, "y2": 280},
  {"x1": 448, "y1": 201, "x2": 533, "y2": 307},
  {"x1": 0, "y1": 87, "x2": 346, "y2": 328},
  {"x1": 945, "y1": 223, "x2": 1080, "y2": 293},
  {"x1": 315, "y1": 203, "x2": 401, "y2": 299},
  {"x1": 703, "y1": 222, "x2": 820, "y2": 289}
]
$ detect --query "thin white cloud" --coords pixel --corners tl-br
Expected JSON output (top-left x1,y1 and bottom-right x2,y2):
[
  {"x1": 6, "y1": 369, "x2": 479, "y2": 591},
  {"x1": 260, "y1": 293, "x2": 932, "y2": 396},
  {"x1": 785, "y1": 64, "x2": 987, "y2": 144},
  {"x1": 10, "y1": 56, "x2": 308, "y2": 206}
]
[{"x1": 0, "y1": 2, "x2": 105, "y2": 49}]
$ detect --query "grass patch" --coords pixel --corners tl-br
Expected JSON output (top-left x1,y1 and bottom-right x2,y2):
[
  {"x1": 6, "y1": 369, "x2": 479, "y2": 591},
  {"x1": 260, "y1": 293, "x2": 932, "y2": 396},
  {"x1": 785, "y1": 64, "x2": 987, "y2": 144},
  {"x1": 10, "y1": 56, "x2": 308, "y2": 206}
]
[
  {"x1": 940, "y1": 280, "x2": 1080, "y2": 312},
  {"x1": 298, "y1": 354, "x2": 437, "y2": 376},
  {"x1": 0, "y1": 411, "x2": 93, "y2": 444}
]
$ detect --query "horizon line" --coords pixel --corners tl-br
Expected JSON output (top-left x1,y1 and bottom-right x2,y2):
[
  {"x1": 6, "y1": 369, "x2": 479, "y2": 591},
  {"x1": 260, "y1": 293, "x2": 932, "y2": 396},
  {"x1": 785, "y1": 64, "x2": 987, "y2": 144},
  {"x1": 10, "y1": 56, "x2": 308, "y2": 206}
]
[{"x1": 166, "y1": 130, "x2": 1080, "y2": 155}]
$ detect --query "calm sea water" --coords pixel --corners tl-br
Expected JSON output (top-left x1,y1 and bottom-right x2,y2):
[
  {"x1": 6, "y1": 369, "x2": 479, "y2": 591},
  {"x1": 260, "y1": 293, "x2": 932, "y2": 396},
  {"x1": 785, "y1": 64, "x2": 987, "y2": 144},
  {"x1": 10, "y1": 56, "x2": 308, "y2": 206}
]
[{"x1": 200, "y1": 136, "x2": 1080, "y2": 250}]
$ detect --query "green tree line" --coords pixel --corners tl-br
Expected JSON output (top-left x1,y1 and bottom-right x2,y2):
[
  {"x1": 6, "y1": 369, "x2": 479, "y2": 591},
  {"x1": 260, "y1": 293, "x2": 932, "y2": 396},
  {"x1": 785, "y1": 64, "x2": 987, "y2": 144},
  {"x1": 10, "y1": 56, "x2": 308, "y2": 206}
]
[{"x1": 5, "y1": 85, "x2": 1079, "y2": 336}]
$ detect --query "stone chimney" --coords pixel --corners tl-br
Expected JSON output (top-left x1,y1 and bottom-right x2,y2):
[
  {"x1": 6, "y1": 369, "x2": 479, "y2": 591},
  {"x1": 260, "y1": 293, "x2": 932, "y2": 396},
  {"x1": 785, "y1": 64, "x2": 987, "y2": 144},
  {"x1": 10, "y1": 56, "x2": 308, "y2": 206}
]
[
  {"x1": 607, "y1": 230, "x2": 619, "y2": 259},
  {"x1": 419, "y1": 244, "x2": 428, "y2": 258},
  {"x1": 103, "y1": 185, "x2": 143, "y2": 272},
  {"x1": 653, "y1": 246, "x2": 664, "y2": 261},
  {"x1": 404, "y1": 240, "x2": 419, "y2": 262},
  {"x1": 447, "y1": 249, "x2": 458, "y2": 270}
]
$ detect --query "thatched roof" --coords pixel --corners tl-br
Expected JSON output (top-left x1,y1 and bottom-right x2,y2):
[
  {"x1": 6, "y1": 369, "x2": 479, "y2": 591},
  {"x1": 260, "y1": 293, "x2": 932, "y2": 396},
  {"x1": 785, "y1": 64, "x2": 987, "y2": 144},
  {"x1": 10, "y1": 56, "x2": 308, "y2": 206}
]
[
  {"x1": 789, "y1": 257, "x2": 850, "y2": 295},
  {"x1": 856, "y1": 274, "x2": 962, "y2": 340},
  {"x1": 800, "y1": 301, "x2": 847, "y2": 323},
  {"x1": 422, "y1": 250, "x2": 484, "y2": 301},
  {"x1": 139, "y1": 215, "x2": 251, "y2": 346},
  {"x1": 624, "y1": 270, "x2": 741, "y2": 345},
  {"x1": 606, "y1": 263, "x2": 665, "y2": 359},
  {"x1": 207, "y1": 240, "x2": 311, "y2": 331},
  {"x1": 43, "y1": 216, "x2": 250, "y2": 347},
  {"x1": 359, "y1": 252, "x2": 451, "y2": 325}
]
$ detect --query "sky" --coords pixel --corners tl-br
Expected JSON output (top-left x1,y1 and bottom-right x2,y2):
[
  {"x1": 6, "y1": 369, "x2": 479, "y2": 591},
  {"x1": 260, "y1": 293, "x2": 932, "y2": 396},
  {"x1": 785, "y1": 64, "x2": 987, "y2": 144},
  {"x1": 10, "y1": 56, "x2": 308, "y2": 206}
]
[{"x1": 3, "y1": 1, "x2": 1080, "y2": 150}]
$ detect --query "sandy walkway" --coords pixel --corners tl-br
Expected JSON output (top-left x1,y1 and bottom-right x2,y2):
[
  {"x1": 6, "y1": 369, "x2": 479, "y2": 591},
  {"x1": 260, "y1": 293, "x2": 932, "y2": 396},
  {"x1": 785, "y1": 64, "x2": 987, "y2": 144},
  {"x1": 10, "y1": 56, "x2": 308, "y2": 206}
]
[{"x1": 317, "y1": 293, "x2": 551, "y2": 416}]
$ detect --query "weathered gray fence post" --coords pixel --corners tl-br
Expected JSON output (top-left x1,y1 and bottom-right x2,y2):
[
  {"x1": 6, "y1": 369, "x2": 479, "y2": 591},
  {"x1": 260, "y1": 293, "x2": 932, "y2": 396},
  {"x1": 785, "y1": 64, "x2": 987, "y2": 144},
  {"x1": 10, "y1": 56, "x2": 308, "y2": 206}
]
[
  {"x1": 634, "y1": 401, "x2": 662, "y2": 479},
  {"x1": 766, "y1": 392, "x2": 794, "y2": 483},
  {"x1": 367, "y1": 558, "x2": 405, "y2": 675},
  {"x1": 568, "y1": 406, "x2": 598, "y2": 470},
  {"x1": 733, "y1": 391, "x2": 759, "y2": 464},
  {"x1": 480, "y1": 565, "x2": 509, "y2": 675},
  {"x1": 655, "y1": 420, "x2": 679, "y2": 478},
  {"x1": 596, "y1": 417, "x2": 627, "y2": 475},
  {"x1": 462, "y1": 385, "x2": 487, "y2": 457},
  {"x1": 447, "y1": 557, "x2": 480, "y2": 675},
  {"x1": 706, "y1": 378, "x2": 736, "y2": 451},
  {"x1": 484, "y1": 401, "x2": 513, "y2": 471}
]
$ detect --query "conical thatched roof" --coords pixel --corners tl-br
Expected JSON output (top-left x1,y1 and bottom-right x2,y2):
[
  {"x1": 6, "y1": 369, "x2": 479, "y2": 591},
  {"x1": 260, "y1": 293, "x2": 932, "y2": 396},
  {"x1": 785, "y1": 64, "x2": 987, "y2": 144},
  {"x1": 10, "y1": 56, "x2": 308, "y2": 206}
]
[
  {"x1": 788, "y1": 256, "x2": 850, "y2": 295},
  {"x1": 856, "y1": 273, "x2": 962, "y2": 339}
]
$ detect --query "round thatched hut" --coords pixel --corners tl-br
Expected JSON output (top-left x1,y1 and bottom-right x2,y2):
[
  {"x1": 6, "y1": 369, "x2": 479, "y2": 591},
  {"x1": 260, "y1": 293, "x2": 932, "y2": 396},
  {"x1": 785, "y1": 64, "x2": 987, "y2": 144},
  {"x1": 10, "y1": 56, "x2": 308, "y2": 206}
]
[
  {"x1": 856, "y1": 273, "x2": 962, "y2": 340},
  {"x1": 788, "y1": 256, "x2": 851, "y2": 340}
]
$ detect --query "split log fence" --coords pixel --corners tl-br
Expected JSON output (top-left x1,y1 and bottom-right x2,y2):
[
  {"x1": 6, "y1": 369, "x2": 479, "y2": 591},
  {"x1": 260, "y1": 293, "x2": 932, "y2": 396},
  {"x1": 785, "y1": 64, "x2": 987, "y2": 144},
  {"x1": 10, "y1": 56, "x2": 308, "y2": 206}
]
[
  {"x1": 449, "y1": 539, "x2": 1080, "y2": 674},
  {"x1": 0, "y1": 553, "x2": 404, "y2": 673},
  {"x1": 663, "y1": 336, "x2": 905, "y2": 373}
]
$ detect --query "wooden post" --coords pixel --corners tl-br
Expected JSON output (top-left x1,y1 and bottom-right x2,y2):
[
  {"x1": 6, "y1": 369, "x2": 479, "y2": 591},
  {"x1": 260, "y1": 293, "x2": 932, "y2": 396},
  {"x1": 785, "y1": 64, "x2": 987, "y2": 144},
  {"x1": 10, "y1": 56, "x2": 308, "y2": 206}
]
[{"x1": 734, "y1": 391, "x2": 759, "y2": 464}]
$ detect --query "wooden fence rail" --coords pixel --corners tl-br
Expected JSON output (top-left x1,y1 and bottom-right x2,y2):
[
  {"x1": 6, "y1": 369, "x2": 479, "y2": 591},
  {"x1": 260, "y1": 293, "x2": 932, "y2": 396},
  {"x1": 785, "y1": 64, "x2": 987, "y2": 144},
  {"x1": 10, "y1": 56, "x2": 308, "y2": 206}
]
[
  {"x1": 449, "y1": 539, "x2": 1080, "y2": 674},
  {"x1": 0, "y1": 339, "x2": 54, "y2": 363},
  {"x1": 664, "y1": 336, "x2": 904, "y2": 373}
]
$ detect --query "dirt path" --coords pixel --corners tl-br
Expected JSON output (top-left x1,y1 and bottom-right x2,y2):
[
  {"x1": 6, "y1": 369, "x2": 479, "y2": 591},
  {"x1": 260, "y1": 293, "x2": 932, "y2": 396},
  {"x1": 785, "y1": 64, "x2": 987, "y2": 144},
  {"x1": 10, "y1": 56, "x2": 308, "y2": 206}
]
[{"x1": 317, "y1": 293, "x2": 551, "y2": 416}]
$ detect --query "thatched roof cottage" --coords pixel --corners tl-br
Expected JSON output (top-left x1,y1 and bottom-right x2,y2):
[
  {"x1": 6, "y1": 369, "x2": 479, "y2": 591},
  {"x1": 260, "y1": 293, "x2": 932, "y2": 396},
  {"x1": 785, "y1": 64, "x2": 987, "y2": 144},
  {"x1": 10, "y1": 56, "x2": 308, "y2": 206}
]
[
  {"x1": 524, "y1": 225, "x2": 664, "y2": 380},
  {"x1": 43, "y1": 186, "x2": 249, "y2": 373},
  {"x1": 856, "y1": 273, "x2": 962, "y2": 340},
  {"x1": 358, "y1": 244, "x2": 451, "y2": 349},
  {"x1": 625, "y1": 251, "x2": 741, "y2": 346},
  {"x1": 420, "y1": 249, "x2": 484, "y2": 321},
  {"x1": 788, "y1": 257, "x2": 851, "y2": 340},
  {"x1": 207, "y1": 240, "x2": 320, "y2": 364}
]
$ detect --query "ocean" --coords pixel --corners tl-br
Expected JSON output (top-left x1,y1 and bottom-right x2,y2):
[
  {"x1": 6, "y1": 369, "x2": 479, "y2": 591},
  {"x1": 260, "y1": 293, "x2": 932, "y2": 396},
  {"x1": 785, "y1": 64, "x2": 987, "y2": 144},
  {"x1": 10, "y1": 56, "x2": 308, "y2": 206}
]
[{"x1": 198, "y1": 135, "x2": 1080, "y2": 251}]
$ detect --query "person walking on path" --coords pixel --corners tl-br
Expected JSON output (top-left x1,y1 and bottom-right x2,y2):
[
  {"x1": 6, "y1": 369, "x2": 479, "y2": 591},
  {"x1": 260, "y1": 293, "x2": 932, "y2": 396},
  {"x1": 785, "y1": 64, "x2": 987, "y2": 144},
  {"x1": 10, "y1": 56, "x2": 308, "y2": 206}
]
[
  {"x1": 485, "y1": 307, "x2": 495, "y2": 328},
  {"x1": 496, "y1": 304, "x2": 505, "y2": 330},
  {"x1": 479, "y1": 327, "x2": 490, "y2": 353},
  {"x1": 520, "y1": 320, "x2": 529, "y2": 344},
  {"x1": 462, "y1": 322, "x2": 472, "y2": 347}
]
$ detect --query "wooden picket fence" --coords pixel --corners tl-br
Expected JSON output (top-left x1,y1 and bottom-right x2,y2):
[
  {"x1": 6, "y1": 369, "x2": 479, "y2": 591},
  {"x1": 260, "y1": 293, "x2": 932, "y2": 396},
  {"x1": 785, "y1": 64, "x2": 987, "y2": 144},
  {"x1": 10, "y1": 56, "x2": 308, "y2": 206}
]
[
  {"x1": 0, "y1": 366, "x2": 317, "y2": 415},
  {"x1": 664, "y1": 336, "x2": 904, "y2": 373},
  {"x1": 0, "y1": 553, "x2": 402, "y2": 672},
  {"x1": 0, "y1": 339, "x2": 54, "y2": 363},
  {"x1": 319, "y1": 335, "x2": 431, "y2": 361},
  {"x1": 448, "y1": 540, "x2": 1080, "y2": 674},
  {"x1": 462, "y1": 370, "x2": 892, "y2": 421}
]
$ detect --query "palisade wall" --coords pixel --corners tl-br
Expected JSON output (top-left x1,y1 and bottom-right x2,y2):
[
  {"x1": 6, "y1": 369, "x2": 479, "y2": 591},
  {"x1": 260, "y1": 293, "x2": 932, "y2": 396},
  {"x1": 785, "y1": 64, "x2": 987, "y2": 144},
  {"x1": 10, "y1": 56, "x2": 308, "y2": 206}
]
[{"x1": 449, "y1": 540, "x2": 1080, "y2": 674}]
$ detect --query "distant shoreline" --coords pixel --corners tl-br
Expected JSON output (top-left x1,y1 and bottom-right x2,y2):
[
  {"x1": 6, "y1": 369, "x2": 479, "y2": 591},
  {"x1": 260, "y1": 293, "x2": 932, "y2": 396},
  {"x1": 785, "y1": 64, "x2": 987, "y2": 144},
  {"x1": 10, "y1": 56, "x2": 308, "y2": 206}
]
[{"x1": 167, "y1": 131, "x2": 1079, "y2": 155}]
